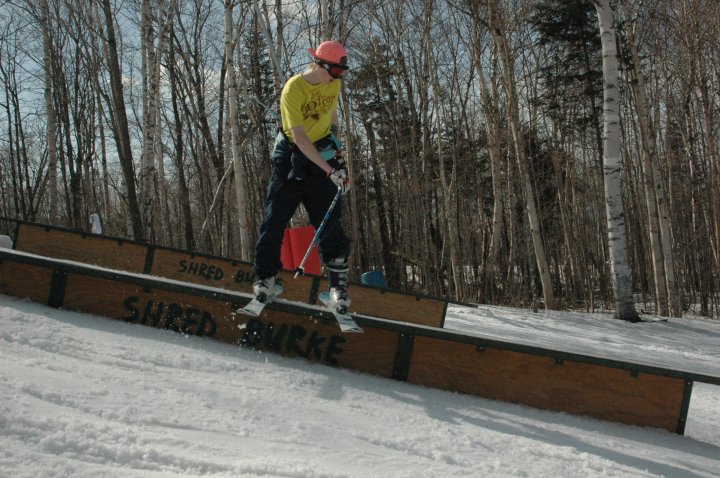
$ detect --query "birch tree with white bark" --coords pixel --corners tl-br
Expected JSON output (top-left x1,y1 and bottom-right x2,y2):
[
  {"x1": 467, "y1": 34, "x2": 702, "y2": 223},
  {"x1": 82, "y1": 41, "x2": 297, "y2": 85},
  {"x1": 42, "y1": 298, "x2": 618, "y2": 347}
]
[
  {"x1": 38, "y1": 0, "x2": 59, "y2": 223},
  {"x1": 139, "y1": 0, "x2": 176, "y2": 242},
  {"x1": 620, "y1": 2, "x2": 680, "y2": 317},
  {"x1": 224, "y1": 0, "x2": 252, "y2": 259},
  {"x1": 593, "y1": 0, "x2": 640, "y2": 321}
]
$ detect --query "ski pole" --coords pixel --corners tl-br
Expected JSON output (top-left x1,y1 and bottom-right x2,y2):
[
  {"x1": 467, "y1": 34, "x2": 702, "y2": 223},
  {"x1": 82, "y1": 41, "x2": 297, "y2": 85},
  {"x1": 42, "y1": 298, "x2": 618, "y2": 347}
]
[{"x1": 294, "y1": 187, "x2": 342, "y2": 278}]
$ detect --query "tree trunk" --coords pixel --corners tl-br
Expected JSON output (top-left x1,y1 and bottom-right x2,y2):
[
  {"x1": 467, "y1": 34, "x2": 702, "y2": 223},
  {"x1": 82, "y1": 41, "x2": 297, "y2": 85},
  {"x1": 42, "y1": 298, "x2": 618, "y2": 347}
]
[
  {"x1": 364, "y1": 121, "x2": 399, "y2": 286},
  {"x1": 140, "y1": 0, "x2": 175, "y2": 242},
  {"x1": 469, "y1": 14, "x2": 505, "y2": 288},
  {"x1": 224, "y1": 0, "x2": 252, "y2": 260},
  {"x1": 100, "y1": 0, "x2": 143, "y2": 240},
  {"x1": 593, "y1": 0, "x2": 639, "y2": 322},
  {"x1": 622, "y1": 6, "x2": 680, "y2": 317},
  {"x1": 39, "y1": 0, "x2": 59, "y2": 224},
  {"x1": 424, "y1": 2, "x2": 463, "y2": 297},
  {"x1": 487, "y1": 0, "x2": 555, "y2": 309},
  {"x1": 139, "y1": 0, "x2": 157, "y2": 240},
  {"x1": 168, "y1": 39, "x2": 194, "y2": 250}
]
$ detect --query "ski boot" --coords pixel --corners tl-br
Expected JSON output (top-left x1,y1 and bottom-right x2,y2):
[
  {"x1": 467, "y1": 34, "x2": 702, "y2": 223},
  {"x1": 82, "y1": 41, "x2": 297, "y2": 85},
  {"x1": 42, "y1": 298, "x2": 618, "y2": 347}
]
[
  {"x1": 326, "y1": 257, "x2": 351, "y2": 314},
  {"x1": 253, "y1": 276, "x2": 277, "y2": 303}
]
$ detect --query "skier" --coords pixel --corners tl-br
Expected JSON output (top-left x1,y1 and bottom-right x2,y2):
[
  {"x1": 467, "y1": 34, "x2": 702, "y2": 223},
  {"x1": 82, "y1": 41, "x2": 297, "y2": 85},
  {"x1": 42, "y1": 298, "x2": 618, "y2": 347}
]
[{"x1": 252, "y1": 40, "x2": 352, "y2": 313}]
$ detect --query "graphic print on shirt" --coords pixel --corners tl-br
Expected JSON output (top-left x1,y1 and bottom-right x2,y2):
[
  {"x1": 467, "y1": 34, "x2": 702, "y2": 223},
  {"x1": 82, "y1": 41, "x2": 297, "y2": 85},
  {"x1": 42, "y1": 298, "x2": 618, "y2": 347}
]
[{"x1": 302, "y1": 90, "x2": 336, "y2": 121}]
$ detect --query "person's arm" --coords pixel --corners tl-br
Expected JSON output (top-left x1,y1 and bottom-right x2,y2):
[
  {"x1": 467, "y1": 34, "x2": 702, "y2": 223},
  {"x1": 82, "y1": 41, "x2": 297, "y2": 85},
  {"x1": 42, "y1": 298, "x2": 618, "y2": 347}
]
[
  {"x1": 290, "y1": 125, "x2": 334, "y2": 175},
  {"x1": 291, "y1": 124, "x2": 350, "y2": 194}
]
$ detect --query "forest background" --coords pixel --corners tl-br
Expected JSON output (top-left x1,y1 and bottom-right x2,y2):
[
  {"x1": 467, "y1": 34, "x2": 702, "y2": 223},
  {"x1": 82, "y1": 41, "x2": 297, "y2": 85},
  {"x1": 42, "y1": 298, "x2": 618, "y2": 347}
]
[{"x1": 0, "y1": 0, "x2": 718, "y2": 318}]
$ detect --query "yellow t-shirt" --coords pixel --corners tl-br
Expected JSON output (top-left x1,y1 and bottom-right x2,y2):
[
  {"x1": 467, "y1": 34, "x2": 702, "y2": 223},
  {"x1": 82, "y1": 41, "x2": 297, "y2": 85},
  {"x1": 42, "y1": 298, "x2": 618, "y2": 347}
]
[{"x1": 280, "y1": 73, "x2": 341, "y2": 143}]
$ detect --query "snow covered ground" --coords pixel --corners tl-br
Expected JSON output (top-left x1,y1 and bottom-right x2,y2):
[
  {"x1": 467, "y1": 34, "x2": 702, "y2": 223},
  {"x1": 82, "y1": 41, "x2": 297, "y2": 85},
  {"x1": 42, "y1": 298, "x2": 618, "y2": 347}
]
[{"x1": 1, "y1": 292, "x2": 719, "y2": 477}]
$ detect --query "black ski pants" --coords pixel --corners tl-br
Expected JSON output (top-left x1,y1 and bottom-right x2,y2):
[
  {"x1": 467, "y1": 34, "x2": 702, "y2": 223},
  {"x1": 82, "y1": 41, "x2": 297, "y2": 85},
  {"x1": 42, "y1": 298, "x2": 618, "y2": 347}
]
[{"x1": 253, "y1": 139, "x2": 350, "y2": 280}]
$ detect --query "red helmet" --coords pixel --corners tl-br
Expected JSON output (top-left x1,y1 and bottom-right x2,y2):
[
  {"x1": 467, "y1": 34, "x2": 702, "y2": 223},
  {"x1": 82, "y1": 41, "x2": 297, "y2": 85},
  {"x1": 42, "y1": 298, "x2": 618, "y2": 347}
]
[{"x1": 307, "y1": 40, "x2": 348, "y2": 67}]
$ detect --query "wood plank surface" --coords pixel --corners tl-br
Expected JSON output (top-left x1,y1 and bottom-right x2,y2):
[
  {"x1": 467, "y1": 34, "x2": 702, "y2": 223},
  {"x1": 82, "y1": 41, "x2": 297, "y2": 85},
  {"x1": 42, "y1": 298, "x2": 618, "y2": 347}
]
[
  {"x1": 0, "y1": 250, "x2": 701, "y2": 433},
  {"x1": 62, "y1": 274, "x2": 240, "y2": 343},
  {"x1": 240, "y1": 309, "x2": 400, "y2": 377},
  {"x1": 0, "y1": 261, "x2": 54, "y2": 304},
  {"x1": 16, "y1": 224, "x2": 147, "y2": 272},
  {"x1": 150, "y1": 248, "x2": 314, "y2": 303},
  {"x1": 61, "y1": 271, "x2": 398, "y2": 376},
  {"x1": 407, "y1": 336, "x2": 686, "y2": 432},
  {"x1": 13, "y1": 223, "x2": 448, "y2": 328},
  {"x1": 315, "y1": 278, "x2": 445, "y2": 327}
]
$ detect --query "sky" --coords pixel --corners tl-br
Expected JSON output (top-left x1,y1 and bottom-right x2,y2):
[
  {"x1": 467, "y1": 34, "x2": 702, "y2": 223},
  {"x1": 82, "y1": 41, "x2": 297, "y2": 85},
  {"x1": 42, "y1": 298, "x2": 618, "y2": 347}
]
[{"x1": 2, "y1": 292, "x2": 719, "y2": 477}]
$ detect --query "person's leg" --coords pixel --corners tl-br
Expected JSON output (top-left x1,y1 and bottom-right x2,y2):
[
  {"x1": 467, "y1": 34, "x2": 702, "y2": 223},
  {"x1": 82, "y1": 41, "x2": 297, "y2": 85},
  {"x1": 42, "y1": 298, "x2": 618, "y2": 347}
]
[
  {"x1": 303, "y1": 177, "x2": 351, "y2": 310},
  {"x1": 304, "y1": 178, "x2": 351, "y2": 264},
  {"x1": 253, "y1": 171, "x2": 302, "y2": 281}
]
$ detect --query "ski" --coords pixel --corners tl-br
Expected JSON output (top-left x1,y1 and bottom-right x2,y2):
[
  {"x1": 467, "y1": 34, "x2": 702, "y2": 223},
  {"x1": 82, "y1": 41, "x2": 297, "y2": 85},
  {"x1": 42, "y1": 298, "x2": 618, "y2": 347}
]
[
  {"x1": 236, "y1": 284, "x2": 283, "y2": 317},
  {"x1": 318, "y1": 291, "x2": 364, "y2": 333}
]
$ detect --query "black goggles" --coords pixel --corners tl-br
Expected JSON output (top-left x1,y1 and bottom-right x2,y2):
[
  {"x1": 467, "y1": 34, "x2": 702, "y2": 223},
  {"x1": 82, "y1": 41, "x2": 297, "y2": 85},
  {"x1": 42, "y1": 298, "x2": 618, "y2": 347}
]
[{"x1": 317, "y1": 60, "x2": 349, "y2": 79}]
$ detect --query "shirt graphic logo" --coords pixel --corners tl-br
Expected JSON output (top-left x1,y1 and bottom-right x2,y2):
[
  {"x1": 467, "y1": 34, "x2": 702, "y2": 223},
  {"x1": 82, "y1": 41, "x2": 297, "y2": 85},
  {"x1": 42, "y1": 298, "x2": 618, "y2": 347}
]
[{"x1": 303, "y1": 91, "x2": 335, "y2": 121}]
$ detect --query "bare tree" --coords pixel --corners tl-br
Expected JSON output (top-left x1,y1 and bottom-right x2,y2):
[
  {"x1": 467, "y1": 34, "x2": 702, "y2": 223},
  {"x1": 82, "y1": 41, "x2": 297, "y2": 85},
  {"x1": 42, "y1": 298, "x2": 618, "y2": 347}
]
[
  {"x1": 1, "y1": 0, "x2": 718, "y2": 316},
  {"x1": 486, "y1": 0, "x2": 556, "y2": 309},
  {"x1": 461, "y1": 4, "x2": 507, "y2": 298},
  {"x1": 98, "y1": 0, "x2": 143, "y2": 240},
  {"x1": 224, "y1": 0, "x2": 253, "y2": 259},
  {"x1": 139, "y1": 0, "x2": 177, "y2": 242},
  {"x1": 38, "y1": 0, "x2": 59, "y2": 223},
  {"x1": 620, "y1": 2, "x2": 680, "y2": 317},
  {"x1": 593, "y1": 0, "x2": 639, "y2": 321},
  {"x1": 0, "y1": 12, "x2": 49, "y2": 222}
]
